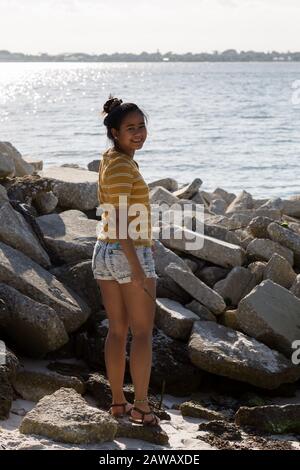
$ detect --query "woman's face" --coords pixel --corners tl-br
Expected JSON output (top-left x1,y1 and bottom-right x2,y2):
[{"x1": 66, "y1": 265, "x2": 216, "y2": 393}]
[{"x1": 112, "y1": 111, "x2": 147, "y2": 154}]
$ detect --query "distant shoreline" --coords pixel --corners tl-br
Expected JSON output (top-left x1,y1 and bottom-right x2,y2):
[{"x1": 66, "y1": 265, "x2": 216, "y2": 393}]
[
  {"x1": 1, "y1": 60, "x2": 300, "y2": 63},
  {"x1": 1, "y1": 49, "x2": 300, "y2": 63}
]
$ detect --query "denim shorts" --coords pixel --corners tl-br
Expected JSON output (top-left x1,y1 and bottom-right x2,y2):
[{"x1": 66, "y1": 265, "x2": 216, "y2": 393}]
[{"x1": 92, "y1": 240, "x2": 158, "y2": 284}]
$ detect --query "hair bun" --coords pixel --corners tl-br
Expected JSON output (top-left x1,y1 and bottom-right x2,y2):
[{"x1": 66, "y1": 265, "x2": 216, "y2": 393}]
[{"x1": 103, "y1": 95, "x2": 123, "y2": 114}]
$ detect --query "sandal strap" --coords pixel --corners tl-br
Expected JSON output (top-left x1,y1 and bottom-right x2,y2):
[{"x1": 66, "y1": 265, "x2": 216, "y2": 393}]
[
  {"x1": 131, "y1": 407, "x2": 159, "y2": 425},
  {"x1": 132, "y1": 406, "x2": 154, "y2": 416}
]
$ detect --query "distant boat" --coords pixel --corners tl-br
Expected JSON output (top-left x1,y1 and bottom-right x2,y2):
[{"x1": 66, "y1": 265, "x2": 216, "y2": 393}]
[{"x1": 163, "y1": 57, "x2": 170, "y2": 62}]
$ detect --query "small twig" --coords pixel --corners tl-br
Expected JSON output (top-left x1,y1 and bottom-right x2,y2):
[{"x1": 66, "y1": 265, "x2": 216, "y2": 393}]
[{"x1": 158, "y1": 380, "x2": 166, "y2": 410}]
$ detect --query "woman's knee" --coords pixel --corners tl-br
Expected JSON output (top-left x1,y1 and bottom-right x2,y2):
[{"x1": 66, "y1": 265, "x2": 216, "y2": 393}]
[
  {"x1": 130, "y1": 329, "x2": 153, "y2": 341},
  {"x1": 107, "y1": 324, "x2": 129, "y2": 340}
]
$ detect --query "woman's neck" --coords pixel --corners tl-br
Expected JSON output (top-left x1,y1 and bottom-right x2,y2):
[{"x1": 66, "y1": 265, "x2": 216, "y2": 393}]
[{"x1": 113, "y1": 144, "x2": 134, "y2": 159}]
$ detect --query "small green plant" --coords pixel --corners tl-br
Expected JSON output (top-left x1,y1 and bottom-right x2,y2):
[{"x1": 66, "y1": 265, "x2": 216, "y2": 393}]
[{"x1": 280, "y1": 221, "x2": 289, "y2": 228}]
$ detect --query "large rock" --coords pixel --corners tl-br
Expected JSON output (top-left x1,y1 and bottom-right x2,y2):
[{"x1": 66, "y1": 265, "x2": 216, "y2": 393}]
[
  {"x1": 156, "y1": 275, "x2": 192, "y2": 305},
  {"x1": 248, "y1": 216, "x2": 275, "y2": 239},
  {"x1": 34, "y1": 190, "x2": 58, "y2": 214},
  {"x1": 172, "y1": 178, "x2": 202, "y2": 199},
  {"x1": 23, "y1": 157, "x2": 43, "y2": 172},
  {"x1": 3, "y1": 175, "x2": 54, "y2": 207},
  {"x1": 38, "y1": 166, "x2": 98, "y2": 211},
  {"x1": 237, "y1": 280, "x2": 300, "y2": 357},
  {"x1": 246, "y1": 238, "x2": 294, "y2": 265},
  {"x1": 185, "y1": 300, "x2": 217, "y2": 322},
  {"x1": 263, "y1": 253, "x2": 297, "y2": 289},
  {"x1": 152, "y1": 239, "x2": 191, "y2": 277},
  {"x1": 0, "y1": 283, "x2": 68, "y2": 357},
  {"x1": 148, "y1": 177, "x2": 178, "y2": 192},
  {"x1": 87, "y1": 159, "x2": 100, "y2": 172},
  {"x1": 235, "y1": 404, "x2": 300, "y2": 434},
  {"x1": 188, "y1": 321, "x2": 300, "y2": 389},
  {"x1": 204, "y1": 223, "x2": 241, "y2": 245},
  {"x1": 212, "y1": 187, "x2": 236, "y2": 206},
  {"x1": 225, "y1": 190, "x2": 253, "y2": 215},
  {"x1": 0, "y1": 202, "x2": 50, "y2": 268},
  {"x1": 0, "y1": 347, "x2": 19, "y2": 419},
  {"x1": 0, "y1": 142, "x2": 34, "y2": 177},
  {"x1": 282, "y1": 198, "x2": 300, "y2": 218},
  {"x1": 209, "y1": 198, "x2": 227, "y2": 215},
  {"x1": 214, "y1": 267, "x2": 257, "y2": 307},
  {"x1": 151, "y1": 327, "x2": 202, "y2": 395},
  {"x1": 197, "y1": 266, "x2": 230, "y2": 288},
  {"x1": 149, "y1": 186, "x2": 181, "y2": 207},
  {"x1": 37, "y1": 210, "x2": 98, "y2": 264},
  {"x1": 0, "y1": 241, "x2": 90, "y2": 333},
  {"x1": 248, "y1": 261, "x2": 266, "y2": 284},
  {"x1": 159, "y1": 225, "x2": 246, "y2": 268},
  {"x1": 19, "y1": 388, "x2": 117, "y2": 444},
  {"x1": 155, "y1": 298, "x2": 199, "y2": 340},
  {"x1": 165, "y1": 262, "x2": 226, "y2": 315},
  {"x1": 13, "y1": 369, "x2": 85, "y2": 401},
  {"x1": 267, "y1": 222, "x2": 300, "y2": 266},
  {"x1": 50, "y1": 260, "x2": 102, "y2": 314}
]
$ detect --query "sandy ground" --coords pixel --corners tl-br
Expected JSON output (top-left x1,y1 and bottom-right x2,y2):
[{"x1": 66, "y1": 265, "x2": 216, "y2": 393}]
[
  {"x1": 0, "y1": 358, "x2": 299, "y2": 451},
  {"x1": 0, "y1": 395, "x2": 216, "y2": 450}
]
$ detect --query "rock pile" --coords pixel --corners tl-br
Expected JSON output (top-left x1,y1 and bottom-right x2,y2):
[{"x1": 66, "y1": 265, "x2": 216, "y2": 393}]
[{"x1": 0, "y1": 143, "x2": 300, "y2": 447}]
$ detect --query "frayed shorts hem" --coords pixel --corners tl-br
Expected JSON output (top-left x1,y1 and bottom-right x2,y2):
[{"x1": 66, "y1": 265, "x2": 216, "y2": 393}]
[{"x1": 94, "y1": 273, "x2": 158, "y2": 284}]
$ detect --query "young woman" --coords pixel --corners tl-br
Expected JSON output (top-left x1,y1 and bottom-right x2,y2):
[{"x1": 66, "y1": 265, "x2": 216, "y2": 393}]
[{"x1": 91, "y1": 95, "x2": 160, "y2": 427}]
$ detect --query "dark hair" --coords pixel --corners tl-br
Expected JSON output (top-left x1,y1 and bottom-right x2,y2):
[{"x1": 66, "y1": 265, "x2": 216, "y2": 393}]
[{"x1": 101, "y1": 94, "x2": 148, "y2": 146}]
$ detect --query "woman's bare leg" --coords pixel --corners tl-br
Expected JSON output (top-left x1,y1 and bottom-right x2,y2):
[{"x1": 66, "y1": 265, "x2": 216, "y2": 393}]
[
  {"x1": 119, "y1": 277, "x2": 157, "y2": 423},
  {"x1": 97, "y1": 279, "x2": 132, "y2": 415}
]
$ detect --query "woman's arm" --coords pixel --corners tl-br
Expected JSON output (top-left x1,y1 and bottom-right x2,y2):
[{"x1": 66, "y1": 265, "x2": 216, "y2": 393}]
[{"x1": 115, "y1": 207, "x2": 147, "y2": 287}]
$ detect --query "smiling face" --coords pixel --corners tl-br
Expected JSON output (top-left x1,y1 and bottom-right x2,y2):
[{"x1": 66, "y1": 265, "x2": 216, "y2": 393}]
[{"x1": 111, "y1": 111, "x2": 147, "y2": 157}]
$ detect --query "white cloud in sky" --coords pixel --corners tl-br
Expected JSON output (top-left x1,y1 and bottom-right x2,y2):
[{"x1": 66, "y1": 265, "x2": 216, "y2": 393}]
[{"x1": 0, "y1": 0, "x2": 299, "y2": 54}]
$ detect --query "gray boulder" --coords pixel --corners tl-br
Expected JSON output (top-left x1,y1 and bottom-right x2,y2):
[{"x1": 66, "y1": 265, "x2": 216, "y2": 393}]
[
  {"x1": 235, "y1": 404, "x2": 300, "y2": 434},
  {"x1": 188, "y1": 321, "x2": 300, "y2": 389},
  {"x1": 0, "y1": 142, "x2": 34, "y2": 177},
  {"x1": 38, "y1": 166, "x2": 98, "y2": 210},
  {"x1": 246, "y1": 238, "x2": 294, "y2": 265},
  {"x1": 148, "y1": 177, "x2": 178, "y2": 192},
  {"x1": 0, "y1": 283, "x2": 68, "y2": 357},
  {"x1": 237, "y1": 279, "x2": 300, "y2": 357},
  {"x1": 37, "y1": 209, "x2": 98, "y2": 264},
  {"x1": 267, "y1": 222, "x2": 300, "y2": 266},
  {"x1": 13, "y1": 369, "x2": 85, "y2": 402},
  {"x1": 155, "y1": 298, "x2": 199, "y2": 340},
  {"x1": 165, "y1": 262, "x2": 226, "y2": 315},
  {"x1": 0, "y1": 201, "x2": 50, "y2": 268},
  {"x1": 19, "y1": 388, "x2": 117, "y2": 444},
  {"x1": 263, "y1": 253, "x2": 297, "y2": 289},
  {"x1": 160, "y1": 225, "x2": 246, "y2": 268},
  {"x1": 214, "y1": 267, "x2": 257, "y2": 307},
  {"x1": 0, "y1": 241, "x2": 90, "y2": 333}
]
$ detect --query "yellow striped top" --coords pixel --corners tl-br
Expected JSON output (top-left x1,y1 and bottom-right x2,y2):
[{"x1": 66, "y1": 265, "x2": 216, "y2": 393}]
[{"x1": 97, "y1": 147, "x2": 153, "y2": 247}]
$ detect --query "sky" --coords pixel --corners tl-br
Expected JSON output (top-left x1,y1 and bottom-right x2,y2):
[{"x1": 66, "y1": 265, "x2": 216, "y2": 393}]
[{"x1": 0, "y1": 0, "x2": 299, "y2": 55}]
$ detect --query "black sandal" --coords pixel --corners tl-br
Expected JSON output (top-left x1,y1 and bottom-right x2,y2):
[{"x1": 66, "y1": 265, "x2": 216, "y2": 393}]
[
  {"x1": 129, "y1": 406, "x2": 160, "y2": 427},
  {"x1": 109, "y1": 402, "x2": 132, "y2": 417}
]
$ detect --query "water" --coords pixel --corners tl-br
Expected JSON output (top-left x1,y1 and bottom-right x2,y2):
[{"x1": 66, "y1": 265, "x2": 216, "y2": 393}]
[{"x1": 1, "y1": 61, "x2": 300, "y2": 199}]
